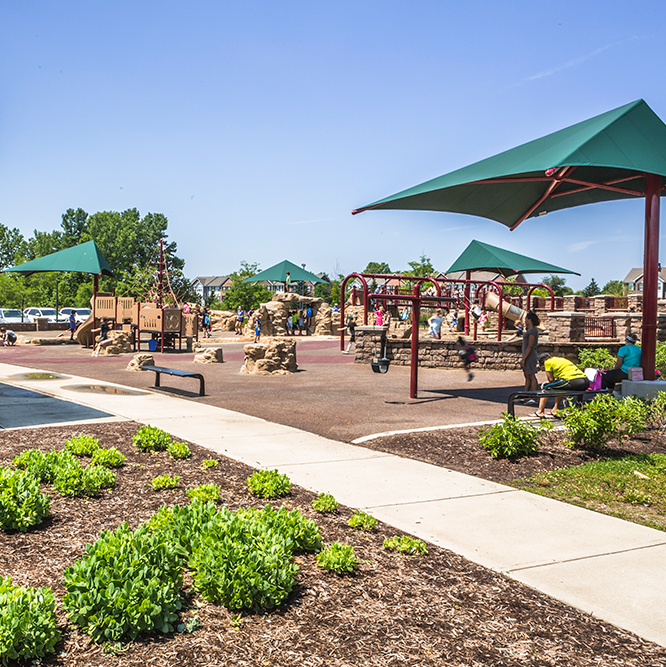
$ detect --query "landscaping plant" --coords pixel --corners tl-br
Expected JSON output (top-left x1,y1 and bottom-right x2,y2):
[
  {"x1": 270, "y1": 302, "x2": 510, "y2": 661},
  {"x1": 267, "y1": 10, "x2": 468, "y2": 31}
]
[
  {"x1": 247, "y1": 469, "x2": 291, "y2": 499},
  {"x1": 383, "y1": 535, "x2": 428, "y2": 556},
  {"x1": 312, "y1": 492, "x2": 338, "y2": 513},
  {"x1": 65, "y1": 434, "x2": 101, "y2": 457},
  {"x1": 187, "y1": 483, "x2": 221, "y2": 503},
  {"x1": 0, "y1": 577, "x2": 59, "y2": 665},
  {"x1": 478, "y1": 414, "x2": 551, "y2": 459},
  {"x1": 91, "y1": 447, "x2": 126, "y2": 469},
  {"x1": 201, "y1": 459, "x2": 218, "y2": 470},
  {"x1": 53, "y1": 459, "x2": 116, "y2": 497},
  {"x1": 132, "y1": 425, "x2": 172, "y2": 452},
  {"x1": 168, "y1": 442, "x2": 191, "y2": 460},
  {"x1": 316, "y1": 542, "x2": 358, "y2": 574},
  {"x1": 0, "y1": 467, "x2": 50, "y2": 532},
  {"x1": 151, "y1": 475, "x2": 180, "y2": 491},
  {"x1": 63, "y1": 523, "x2": 183, "y2": 642},
  {"x1": 348, "y1": 511, "x2": 377, "y2": 531},
  {"x1": 577, "y1": 347, "x2": 616, "y2": 371},
  {"x1": 13, "y1": 448, "x2": 63, "y2": 483}
]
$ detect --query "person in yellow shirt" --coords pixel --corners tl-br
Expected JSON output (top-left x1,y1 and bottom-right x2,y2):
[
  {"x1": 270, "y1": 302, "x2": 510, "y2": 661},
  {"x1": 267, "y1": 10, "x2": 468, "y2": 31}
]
[{"x1": 533, "y1": 352, "x2": 589, "y2": 418}]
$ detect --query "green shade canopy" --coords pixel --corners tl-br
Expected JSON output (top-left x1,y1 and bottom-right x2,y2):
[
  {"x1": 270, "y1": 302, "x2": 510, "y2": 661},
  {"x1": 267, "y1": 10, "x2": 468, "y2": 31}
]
[
  {"x1": 447, "y1": 240, "x2": 579, "y2": 278},
  {"x1": 353, "y1": 99, "x2": 666, "y2": 229},
  {"x1": 243, "y1": 260, "x2": 326, "y2": 284},
  {"x1": 2, "y1": 240, "x2": 114, "y2": 277}
]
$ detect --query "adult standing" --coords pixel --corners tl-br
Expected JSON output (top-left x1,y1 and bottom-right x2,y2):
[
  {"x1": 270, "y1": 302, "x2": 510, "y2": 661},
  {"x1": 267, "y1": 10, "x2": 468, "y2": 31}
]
[
  {"x1": 503, "y1": 311, "x2": 540, "y2": 399},
  {"x1": 602, "y1": 334, "x2": 642, "y2": 392},
  {"x1": 235, "y1": 306, "x2": 244, "y2": 335}
]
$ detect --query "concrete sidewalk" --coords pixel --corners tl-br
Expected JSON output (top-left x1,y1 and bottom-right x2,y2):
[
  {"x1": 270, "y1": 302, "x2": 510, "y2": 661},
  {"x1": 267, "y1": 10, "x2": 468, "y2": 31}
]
[{"x1": 1, "y1": 361, "x2": 665, "y2": 647}]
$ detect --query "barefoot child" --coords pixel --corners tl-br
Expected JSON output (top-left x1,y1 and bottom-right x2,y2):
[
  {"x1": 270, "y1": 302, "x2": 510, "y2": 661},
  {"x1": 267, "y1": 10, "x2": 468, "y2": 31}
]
[{"x1": 456, "y1": 336, "x2": 477, "y2": 381}]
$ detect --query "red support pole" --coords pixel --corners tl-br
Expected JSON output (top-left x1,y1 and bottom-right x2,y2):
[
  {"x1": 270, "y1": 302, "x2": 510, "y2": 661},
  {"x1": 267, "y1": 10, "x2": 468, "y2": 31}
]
[
  {"x1": 410, "y1": 284, "x2": 421, "y2": 399},
  {"x1": 642, "y1": 173, "x2": 661, "y2": 381},
  {"x1": 464, "y1": 270, "x2": 471, "y2": 335}
]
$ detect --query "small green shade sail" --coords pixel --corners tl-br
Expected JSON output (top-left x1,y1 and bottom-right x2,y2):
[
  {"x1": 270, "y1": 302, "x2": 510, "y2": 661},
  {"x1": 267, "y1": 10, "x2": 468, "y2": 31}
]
[
  {"x1": 2, "y1": 240, "x2": 114, "y2": 277},
  {"x1": 243, "y1": 260, "x2": 326, "y2": 284},
  {"x1": 353, "y1": 99, "x2": 666, "y2": 228},
  {"x1": 447, "y1": 240, "x2": 578, "y2": 278}
]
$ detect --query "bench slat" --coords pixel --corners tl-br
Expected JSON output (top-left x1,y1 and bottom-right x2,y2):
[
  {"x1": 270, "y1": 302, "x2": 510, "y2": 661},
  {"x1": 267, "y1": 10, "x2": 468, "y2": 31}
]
[{"x1": 140, "y1": 366, "x2": 205, "y2": 396}]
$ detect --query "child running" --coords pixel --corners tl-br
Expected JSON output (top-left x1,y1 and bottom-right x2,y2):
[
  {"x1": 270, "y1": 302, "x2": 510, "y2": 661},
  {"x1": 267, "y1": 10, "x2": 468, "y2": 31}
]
[{"x1": 456, "y1": 336, "x2": 477, "y2": 381}]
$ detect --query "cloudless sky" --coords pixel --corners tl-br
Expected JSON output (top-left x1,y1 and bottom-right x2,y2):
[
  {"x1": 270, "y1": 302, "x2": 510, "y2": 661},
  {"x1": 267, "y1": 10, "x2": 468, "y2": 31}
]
[{"x1": 1, "y1": 1, "x2": 665, "y2": 290}]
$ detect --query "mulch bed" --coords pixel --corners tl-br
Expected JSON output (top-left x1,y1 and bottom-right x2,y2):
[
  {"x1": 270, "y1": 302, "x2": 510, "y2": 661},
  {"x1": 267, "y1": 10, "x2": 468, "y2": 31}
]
[
  {"x1": 362, "y1": 424, "x2": 666, "y2": 483},
  {"x1": 1, "y1": 422, "x2": 665, "y2": 666}
]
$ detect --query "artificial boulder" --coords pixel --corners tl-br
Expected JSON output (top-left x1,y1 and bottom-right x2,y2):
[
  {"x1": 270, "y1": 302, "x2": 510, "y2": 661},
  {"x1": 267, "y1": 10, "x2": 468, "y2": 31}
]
[
  {"x1": 126, "y1": 354, "x2": 155, "y2": 371},
  {"x1": 94, "y1": 331, "x2": 133, "y2": 356},
  {"x1": 194, "y1": 347, "x2": 224, "y2": 364},
  {"x1": 241, "y1": 339, "x2": 297, "y2": 375}
]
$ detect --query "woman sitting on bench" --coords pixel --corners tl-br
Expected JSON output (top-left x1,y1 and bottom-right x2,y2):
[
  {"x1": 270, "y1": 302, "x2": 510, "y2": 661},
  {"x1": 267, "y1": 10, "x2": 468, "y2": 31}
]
[{"x1": 533, "y1": 352, "x2": 589, "y2": 419}]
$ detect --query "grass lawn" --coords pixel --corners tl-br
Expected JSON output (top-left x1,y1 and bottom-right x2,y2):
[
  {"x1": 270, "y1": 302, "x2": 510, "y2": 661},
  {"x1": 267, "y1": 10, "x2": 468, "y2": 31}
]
[{"x1": 512, "y1": 453, "x2": 666, "y2": 532}]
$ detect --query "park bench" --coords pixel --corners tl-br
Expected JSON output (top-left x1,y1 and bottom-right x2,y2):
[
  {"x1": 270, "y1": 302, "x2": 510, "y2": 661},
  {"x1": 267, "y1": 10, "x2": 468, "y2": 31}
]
[
  {"x1": 140, "y1": 365, "x2": 205, "y2": 396},
  {"x1": 507, "y1": 388, "x2": 610, "y2": 418}
]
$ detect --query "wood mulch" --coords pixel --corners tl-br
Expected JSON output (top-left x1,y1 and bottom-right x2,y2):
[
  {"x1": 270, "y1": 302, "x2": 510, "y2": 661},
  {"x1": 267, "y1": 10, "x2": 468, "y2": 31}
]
[{"x1": 1, "y1": 422, "x2": 665, "y2": 666}]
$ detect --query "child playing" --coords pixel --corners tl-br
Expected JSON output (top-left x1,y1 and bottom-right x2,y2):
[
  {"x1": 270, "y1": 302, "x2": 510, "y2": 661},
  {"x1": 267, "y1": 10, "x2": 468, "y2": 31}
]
[
  {"x1": 254, "y1": 315, "x2": 262, "y2": 343},
  {"x1": 456, "y1": 336, "x2": 477, "y2": 381}
]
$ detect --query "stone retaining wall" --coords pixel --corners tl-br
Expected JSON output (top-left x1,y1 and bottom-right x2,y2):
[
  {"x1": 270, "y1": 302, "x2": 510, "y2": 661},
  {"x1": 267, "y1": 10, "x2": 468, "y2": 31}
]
[{"x1": 354, "y1": 327, "x2": 623, "y2": 371}]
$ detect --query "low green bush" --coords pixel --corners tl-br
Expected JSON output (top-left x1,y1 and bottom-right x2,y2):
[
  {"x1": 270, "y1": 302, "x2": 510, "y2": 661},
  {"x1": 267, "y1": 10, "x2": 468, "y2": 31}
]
[
  {"x1": 383, "y1": 535, "x2": 428, "y2": 555},
  {"x1": 133, "y1": 425, "x2": 172, "y2": 452},
  {"x1": 316, "y1": 542, "x2": 358, "y2": 574},
  {"x1": 91, "y1": 447, "x2": 126, "y2": 469},
  {"x1": 648, "y1": 391, "x2": 666, "y2": 426},
  {"x1": 151, "y1": 475, "x2": 180, "y2": 491},
  {"x1": 187, "y1": 483, "x2": 221, "y2": 503},
  {"x1": 201, "y1": 459, "x2": 218, "y2": 470},
  {"x1": 0, "y1": 577, "x2": 59, "y2": 665},
  {"x1": 63, "y1": 523, "x2": 183, "y2": 642},
  {"x1": 247, "y1": 469, "x2": 291, "y2": 499},
  {"x1": 53, "y1": 459, "x2": 116, "y2": 498},
  {"x1": 13, "y1": 449, "x2": 63, "y2": 483},
  {"x1": 312, "y1": 493, "x2": 338, "y2": 513},
  {"x1": 656, "y1": 341, "x2": 666, "y2": 376},
  {"x1": 0, "y1": 468, "x2": 50, "y2": 532},
  {"x1": 614, "y1": 396, "x2": 650, "y2": 436},
  {"x1": 167, "y1": 442, "x2": 191, "y2": 460},
  {"x1": 577, "y1": 347, "x2": 616, "y2": 371},
  {"x1": 478, "y1": 414, "x2": 551, "y2": 459},
  {"x1": 348, "y1": 511, "x2": 377, "y2": 531},
  {"x1": 65, "y1": 434, "x2": 101, "y2": 457}
]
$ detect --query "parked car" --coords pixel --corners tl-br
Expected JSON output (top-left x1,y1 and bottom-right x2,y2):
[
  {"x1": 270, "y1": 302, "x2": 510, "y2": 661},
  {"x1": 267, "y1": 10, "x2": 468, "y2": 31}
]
[
  {"x1": 23, "y1": 307, "x2": 59, "y2": 323},
  {"x1": 59, "y1": 307, "x2": 91, "y2": 324},
  {"x1": 0, "y1": 309, "x2": 25, "y2": 324}
]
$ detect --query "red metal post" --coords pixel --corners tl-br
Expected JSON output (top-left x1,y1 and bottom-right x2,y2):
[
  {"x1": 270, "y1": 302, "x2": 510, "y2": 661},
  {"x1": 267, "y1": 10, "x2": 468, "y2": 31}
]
[
  {"x1": 642, "y1": 173, "x2": 661, "y2": 381},
  {"x1": 410, "y1": 284, "x2": 421, "y2": 399},
  {"x1": 464, "y1": 270, "x2": 471, "y2": 335}
]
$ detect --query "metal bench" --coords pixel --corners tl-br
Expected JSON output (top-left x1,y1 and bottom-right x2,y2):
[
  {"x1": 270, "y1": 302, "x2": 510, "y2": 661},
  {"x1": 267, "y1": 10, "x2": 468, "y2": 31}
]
[
  {"x1": 140, "y1": 365, "x2": 205, "y2": 396},
  {"x1": 507, "y1": 389, "x2": 610, "y2": 418}
]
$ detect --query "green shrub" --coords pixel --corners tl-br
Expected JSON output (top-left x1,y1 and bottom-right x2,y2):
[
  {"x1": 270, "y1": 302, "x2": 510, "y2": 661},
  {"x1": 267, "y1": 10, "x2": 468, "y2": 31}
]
[
  {"x1": 65, "y1": 434, "x2": 101, "y2": 457},
  {"x1": 187, "y1": 483, "x2": 221, "y2": 503},
  {"x1": 13, "y1": 449, "x2": 63, "y2": 483},
  {"x1": 316, "y1": 542, "x2": 358, "y2": 574},
  {"x1": 167, "y1": 442, "x2": 191, "y2": 460},
  {"x1": 201, "y1": 459, "x2": 218, "y2": 470},
  {"x1": 478, "y1": 414, "x2": 551, "y2": 459},
  {"x1": 348, "y1": 511, "x2": 377, "y2": 531},
  {"x1": 614, "y1": 396, "x2": 650, "y2": 436},
  {"x1": 312, "y1": 493, "x2": 338, "y2": 513},
  {"x1": 0, "y1": 577, "x2": 59, "y2": 665},
  {"x1": 91, "y1": 447, "x2": 126, "y2": 469},
  {"x1": 383, "y1": 535, "x2": 428, "y2": 556},
  {"x1": 577, "y1": 347, "x2": 616, "y2": 371},
  {"x1": 656, "y1": 341, "x2": 666, "y2": 376},
  {"x1": 0, "y1": 468, "x2": 50, "y2": 532},
  {"x1": 133, "y1": 425, "x2": 172, "y2": 452},
  {"x1": 63, "y1": 523, "x2": 183, "y2": 642},
  {"x1": 189, "y1": 510, "x2": 298, "y2": 611},
  {"x1": 53, "y1": 459, "x2": 116, "y2": 497},
  {"x1": 648, "y1": 391, "x2": 666, "y2": 426},
  {"x1": 151, "y1": 475, "x2": 180, "y2": 491},
  {"x1": 247, "y1": 469, "x2": 291, "y2": 499}
]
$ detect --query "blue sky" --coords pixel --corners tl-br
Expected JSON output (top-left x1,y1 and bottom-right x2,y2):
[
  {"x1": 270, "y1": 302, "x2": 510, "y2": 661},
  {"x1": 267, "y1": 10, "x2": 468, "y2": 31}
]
[{"x1": 1, "y1": 1, "x2": 664, "y2": 290}]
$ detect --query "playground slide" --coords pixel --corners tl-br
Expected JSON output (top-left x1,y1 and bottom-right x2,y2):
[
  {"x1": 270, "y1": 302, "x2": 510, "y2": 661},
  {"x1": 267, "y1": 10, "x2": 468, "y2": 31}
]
[
  {"x1": 484, "y1": 291, "x2": 526, "y2": 323},
  {"x1": 75, "y1": 313, "x2": 95, "y2": 348}
]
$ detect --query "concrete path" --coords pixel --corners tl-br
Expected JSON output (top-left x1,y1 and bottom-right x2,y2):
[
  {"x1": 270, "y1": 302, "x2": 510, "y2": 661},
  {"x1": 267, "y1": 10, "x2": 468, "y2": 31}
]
[{"x1": 1, "y1": 361, "x2": 665, "y2": 647}]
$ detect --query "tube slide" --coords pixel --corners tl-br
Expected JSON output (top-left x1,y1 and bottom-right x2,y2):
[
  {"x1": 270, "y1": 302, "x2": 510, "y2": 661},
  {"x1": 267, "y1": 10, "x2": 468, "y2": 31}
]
[{"x1": 484, "y1": 291, "x2": 526, "y2": 322}]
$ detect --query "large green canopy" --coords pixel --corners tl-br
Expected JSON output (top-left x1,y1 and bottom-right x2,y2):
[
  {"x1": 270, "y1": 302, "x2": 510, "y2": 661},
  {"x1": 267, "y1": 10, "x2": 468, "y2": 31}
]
[
  {"x1": 447, "y1": 240, "x2": 579, "y2": 278},
  {"x1": 243, "y1": 260, "x2": 325, "y2": 284},
  {"x1": 2, "y1": 240, "x2": 114, "y2": 277},
  {"x1": 353, "y1": 99, "x2": 666, "y2": 229}
]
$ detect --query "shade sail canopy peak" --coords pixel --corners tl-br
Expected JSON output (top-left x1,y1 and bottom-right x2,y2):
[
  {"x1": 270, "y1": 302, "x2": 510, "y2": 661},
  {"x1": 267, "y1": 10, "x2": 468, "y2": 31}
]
[{"x1": 242, "y1": 260, "x2": 326, "y2": 284}]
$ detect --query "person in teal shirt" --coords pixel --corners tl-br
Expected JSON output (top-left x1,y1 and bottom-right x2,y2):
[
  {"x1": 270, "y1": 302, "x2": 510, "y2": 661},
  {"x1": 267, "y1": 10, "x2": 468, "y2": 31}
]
[{"x1": 602, "y1": 333, "x2": 641, "y2": 391}]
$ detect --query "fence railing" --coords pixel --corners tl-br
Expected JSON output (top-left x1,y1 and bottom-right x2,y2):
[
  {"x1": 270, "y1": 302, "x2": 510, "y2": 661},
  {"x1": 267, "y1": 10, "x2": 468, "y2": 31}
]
[
  {"x1": 585, "y1": 317, "x2": 615, "y2": 338},
  {"x1": 531, "y1": 297, "x2": 564, "y2": 310},
  {"x1": 576, "y1": 297, "x2": 594, "y2": 310},
  {"x1": 608, "y1": 296, "x2": 629, "y2": 310}
]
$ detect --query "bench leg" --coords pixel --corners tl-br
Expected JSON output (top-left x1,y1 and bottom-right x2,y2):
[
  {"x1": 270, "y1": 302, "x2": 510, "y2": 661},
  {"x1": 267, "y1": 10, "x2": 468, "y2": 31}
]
[
  {"x1": 199, "y1": 376, "x2": 205, "y2": 396},
  {"x1": 154, "y1": 372, "x2": 160, "y2": 388}
]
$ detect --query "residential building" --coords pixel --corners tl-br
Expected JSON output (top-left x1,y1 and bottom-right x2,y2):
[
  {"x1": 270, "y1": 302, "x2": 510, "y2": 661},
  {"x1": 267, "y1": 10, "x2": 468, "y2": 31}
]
[{"x1": 624, "y1": 268, "x2": 666, "y2": 298}]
